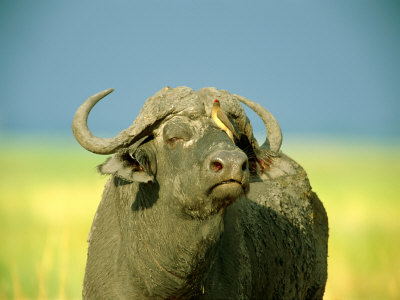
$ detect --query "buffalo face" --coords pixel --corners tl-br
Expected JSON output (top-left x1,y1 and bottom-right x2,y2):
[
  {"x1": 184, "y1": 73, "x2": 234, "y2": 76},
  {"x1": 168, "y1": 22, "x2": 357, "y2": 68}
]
[{"x1": 100, "y1": 115, "x2": 250, "y2": 219}]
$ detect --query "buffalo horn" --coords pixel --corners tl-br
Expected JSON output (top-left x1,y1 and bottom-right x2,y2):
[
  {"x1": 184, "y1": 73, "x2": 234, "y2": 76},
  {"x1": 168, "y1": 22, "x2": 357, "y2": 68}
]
[
  {"x1": 234, "y1": 95, "x2": 282, "y2": 155},
  {"x1": 72, "y1": 88, "x2": 132, "y2": 154}
]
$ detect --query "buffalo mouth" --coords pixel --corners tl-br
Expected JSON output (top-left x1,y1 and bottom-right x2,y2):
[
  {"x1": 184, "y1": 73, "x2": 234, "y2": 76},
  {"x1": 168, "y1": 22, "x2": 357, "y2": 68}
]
[
  {"x1": 210, "y1": 179, "x2": 243, "y2": 190},
  {"x1": 207, "y1": 179, "x2": 248, "y2": 206}
]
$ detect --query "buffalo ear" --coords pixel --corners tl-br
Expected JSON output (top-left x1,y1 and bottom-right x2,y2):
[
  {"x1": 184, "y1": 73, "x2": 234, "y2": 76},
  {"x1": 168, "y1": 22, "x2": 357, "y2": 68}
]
[
  {"x1": 254, "y1": 149, "x2": 298, "y2": 179},
  {"x1": 98, "y1": 154, "x2": 154, "y2": 183}
]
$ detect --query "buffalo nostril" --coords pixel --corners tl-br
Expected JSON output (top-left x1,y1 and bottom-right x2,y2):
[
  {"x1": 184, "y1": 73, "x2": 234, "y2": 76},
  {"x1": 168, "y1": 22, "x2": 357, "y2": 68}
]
[
  {"x1": 242, "y1": 161, "x2": 248, "y2": 171},
  {"x1": 211, "y1": 161, "x2": 223, "y2": 172}
]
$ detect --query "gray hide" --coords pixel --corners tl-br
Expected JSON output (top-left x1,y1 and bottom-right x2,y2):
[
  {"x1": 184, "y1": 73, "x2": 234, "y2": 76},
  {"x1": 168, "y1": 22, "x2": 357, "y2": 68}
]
[{"x1": 72, "y1": 87, "x2": 328, "y2": 299}]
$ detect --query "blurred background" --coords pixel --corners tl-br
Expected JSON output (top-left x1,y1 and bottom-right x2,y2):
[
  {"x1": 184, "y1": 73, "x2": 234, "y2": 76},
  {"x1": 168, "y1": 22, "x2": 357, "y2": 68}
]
[{"x1": 0, "y1": 1, "x2": 399, "y2": 299}]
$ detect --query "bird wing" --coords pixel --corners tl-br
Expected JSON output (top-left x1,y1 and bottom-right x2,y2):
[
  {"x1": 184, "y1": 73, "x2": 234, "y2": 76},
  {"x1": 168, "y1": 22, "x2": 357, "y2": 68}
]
[{"x1": 216, "y1": 109, "x2": 239, "y2": 139}]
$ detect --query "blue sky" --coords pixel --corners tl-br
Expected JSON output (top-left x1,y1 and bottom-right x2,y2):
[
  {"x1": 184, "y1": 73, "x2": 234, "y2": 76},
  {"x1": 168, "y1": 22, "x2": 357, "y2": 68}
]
[{"x1": 0, "y1": 0, "x2": 399, "y2": 139}]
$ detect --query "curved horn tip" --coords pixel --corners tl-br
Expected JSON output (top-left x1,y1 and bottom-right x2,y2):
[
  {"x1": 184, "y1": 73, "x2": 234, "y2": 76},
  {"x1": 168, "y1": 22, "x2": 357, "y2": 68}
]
[
  {"x1": 234, "y1": 94, "x2": 282, "y2": 154},
  {"x1": 102, "y1": 88, "x2": 114, "y2": 95},
  {"x1": 72, "y1": 87, "x2": 122, "y2": 155}
]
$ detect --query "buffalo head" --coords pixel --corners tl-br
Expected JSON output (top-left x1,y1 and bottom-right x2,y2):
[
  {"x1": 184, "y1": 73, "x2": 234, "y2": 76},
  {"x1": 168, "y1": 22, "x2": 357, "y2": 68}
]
[{"x1": 72, "y1": 86, "x2": 282, "y2": 218}]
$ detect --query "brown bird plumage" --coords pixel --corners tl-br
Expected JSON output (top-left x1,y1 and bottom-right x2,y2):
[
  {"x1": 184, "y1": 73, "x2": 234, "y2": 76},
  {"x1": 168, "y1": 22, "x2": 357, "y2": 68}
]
[{"x1": 211, "y1": 99, "x2": 239, "y2": 142}]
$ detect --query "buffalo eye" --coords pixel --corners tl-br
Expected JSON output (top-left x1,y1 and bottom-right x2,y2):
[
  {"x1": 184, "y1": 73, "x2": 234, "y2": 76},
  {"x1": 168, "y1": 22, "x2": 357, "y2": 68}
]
[
  {"x1": 167, "y1": 137, "x2": 180, "y2": 144},
  {"x1": 166, "y1": 137, "x2": 183, "y2": 148},
  {"x1": 163, "y1": 118, "x2": 193, "y2": 146}
]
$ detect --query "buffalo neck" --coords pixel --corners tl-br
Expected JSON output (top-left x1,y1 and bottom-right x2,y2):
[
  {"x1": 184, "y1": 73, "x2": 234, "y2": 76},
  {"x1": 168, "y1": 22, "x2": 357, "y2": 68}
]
[{"x1": 117, "y1": 181, "x2": 225, "y2": 298}]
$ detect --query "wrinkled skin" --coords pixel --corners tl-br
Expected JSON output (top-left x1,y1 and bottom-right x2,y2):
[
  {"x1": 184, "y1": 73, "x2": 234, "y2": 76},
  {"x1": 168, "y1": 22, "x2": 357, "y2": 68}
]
[{"x1": 82, "y1": 112, "x2": 328, "y2": 299}]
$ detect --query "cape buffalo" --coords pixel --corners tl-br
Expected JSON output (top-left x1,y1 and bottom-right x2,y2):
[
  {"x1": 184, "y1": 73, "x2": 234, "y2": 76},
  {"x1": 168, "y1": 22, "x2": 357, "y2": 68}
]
[{"x1": 72, "y1": 86, "x2": 328, "y2": 299}]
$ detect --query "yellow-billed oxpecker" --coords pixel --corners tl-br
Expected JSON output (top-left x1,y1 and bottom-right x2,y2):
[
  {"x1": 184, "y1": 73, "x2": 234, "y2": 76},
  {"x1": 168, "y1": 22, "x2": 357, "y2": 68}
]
[{"x1": 211, "y1": 99, "x2": 239, "y2": 142}]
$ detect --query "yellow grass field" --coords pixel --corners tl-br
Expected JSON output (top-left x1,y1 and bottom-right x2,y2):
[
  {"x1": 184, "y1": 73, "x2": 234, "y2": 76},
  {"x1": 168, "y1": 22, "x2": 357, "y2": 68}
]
[{"x1": 0, "y1": 136, "x2": 399, "y2": 299}]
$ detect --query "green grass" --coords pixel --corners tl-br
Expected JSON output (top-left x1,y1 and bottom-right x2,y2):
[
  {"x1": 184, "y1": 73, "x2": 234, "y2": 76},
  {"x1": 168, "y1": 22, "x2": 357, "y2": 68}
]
[
  {"x1": 0, "y1": 136, "x2": 399, "y2": 299},
  {"x1": 0, "y1": 138, "x2": 107, "y2": 299}
]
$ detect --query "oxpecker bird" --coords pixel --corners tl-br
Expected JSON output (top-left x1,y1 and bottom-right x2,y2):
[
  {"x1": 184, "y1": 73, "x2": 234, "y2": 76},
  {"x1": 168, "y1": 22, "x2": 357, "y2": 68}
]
[{"x1": 211, "y1": 99, "x2": 239, "y2": 142}]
